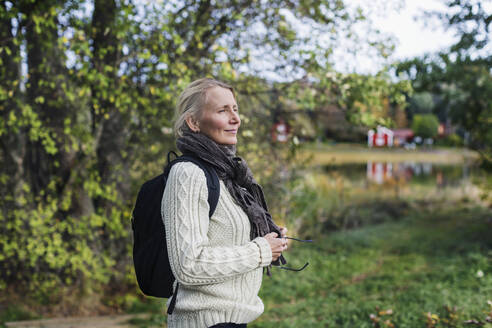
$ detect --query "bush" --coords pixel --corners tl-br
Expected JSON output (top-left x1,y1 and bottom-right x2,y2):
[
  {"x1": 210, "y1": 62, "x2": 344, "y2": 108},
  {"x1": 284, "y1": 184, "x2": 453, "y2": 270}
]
[
  {"x1": 435, "y1": 133, "x2": 464, "y2": 147},
  {"x1": 411, "y1": 114, "x2": 440, "y2": 139}
]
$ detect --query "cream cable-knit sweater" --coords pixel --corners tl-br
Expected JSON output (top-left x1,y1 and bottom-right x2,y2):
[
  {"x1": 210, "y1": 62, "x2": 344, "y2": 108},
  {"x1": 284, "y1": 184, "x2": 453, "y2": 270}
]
[{"x1": 161, "y1": 162, "x2": 273, "y2": 328}]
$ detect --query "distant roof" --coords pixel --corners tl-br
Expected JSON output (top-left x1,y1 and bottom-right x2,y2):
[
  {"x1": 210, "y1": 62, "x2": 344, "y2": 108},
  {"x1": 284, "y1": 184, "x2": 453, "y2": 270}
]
[
  {"x1": 373, "y1": 126, "x2": 393, "y2": 135},
  {"x1": 392, "y1": 129, "x2": 414, "y2": 138}
]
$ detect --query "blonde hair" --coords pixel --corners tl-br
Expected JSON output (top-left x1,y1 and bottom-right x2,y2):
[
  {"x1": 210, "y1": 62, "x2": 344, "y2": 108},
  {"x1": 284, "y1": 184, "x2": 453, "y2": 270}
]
[{"x1": 173, "y1": 78, "x2": 236, "y2": 138}]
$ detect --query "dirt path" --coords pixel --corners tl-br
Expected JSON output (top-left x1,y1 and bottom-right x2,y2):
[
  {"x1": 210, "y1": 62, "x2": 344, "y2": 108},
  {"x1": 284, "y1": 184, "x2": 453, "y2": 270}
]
[{"x1": 4, "y1": 313, "x2": 152, "y2": 328}]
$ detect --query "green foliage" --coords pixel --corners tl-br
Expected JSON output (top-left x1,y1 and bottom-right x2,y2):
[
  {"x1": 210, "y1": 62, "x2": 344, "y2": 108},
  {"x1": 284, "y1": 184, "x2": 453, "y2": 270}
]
[
  {"x1": 411, "y1": 114, "x2": 440, "y2": 139},
  {"x1": 277, "y1": 68, "x2": 412, "y2": 141},
  {"x1": 445, "y1": 60, "x2": 492, "y2": 163},
  {"x1": 0, "y1": 305, "x2": 38, "y2": 327},
  {"x1": 435, "y1": 133, "x2": 464, "y2": 147},
  {"x1": 397, "y1": 0, "x2": 492, "y2": 166},
  {"x1": 428, "y1": 0, "x2": 490, "y2": 56},
  {"x1": 409, "y1": 91, "x2": 434, "y2": 115}
]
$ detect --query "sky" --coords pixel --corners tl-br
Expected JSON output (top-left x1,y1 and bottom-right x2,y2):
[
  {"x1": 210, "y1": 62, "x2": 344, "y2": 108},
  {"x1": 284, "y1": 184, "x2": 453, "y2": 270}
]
[
  {"x1": 331, "y1": 0, "x2": 461, "y2": 74},
  {"x1": 249, "y1": 0, "x2": 469, "y2": 80},
  {"x1": 374, "y1": 0, "x2": 457, "y2": 59}
]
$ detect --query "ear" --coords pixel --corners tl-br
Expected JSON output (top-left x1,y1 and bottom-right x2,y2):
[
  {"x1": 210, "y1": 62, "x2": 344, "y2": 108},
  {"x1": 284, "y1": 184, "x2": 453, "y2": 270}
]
[{"x1": 185, "y1": 115, "x2": 200, "y2": 132}]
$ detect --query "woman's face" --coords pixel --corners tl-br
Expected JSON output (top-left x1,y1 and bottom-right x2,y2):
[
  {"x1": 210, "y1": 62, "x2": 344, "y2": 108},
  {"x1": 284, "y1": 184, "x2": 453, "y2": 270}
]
[{"x1": 196, "y1": 86, "x2": 241, "y2": 145}]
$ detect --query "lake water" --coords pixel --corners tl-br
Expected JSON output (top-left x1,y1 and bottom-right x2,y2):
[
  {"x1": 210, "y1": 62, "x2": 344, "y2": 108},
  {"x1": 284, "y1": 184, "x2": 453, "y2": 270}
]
[{"x1": 319, "y1": 161, "x2": 485, "y2": 200}]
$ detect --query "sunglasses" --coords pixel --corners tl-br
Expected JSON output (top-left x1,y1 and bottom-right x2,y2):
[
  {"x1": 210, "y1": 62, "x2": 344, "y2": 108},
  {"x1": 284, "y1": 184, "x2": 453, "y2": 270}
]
[{"x1": 275, "y1": 236, "x2": 313, "y2": 272}]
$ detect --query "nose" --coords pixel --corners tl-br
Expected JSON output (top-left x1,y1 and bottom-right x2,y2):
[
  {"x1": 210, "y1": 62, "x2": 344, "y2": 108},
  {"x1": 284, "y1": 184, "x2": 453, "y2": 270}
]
[{"x1": 229, "y1": 110, "x2": 240, "y2": 125}]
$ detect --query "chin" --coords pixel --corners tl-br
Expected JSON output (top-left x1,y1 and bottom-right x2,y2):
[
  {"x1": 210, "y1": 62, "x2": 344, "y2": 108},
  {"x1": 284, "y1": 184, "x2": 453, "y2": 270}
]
[{"x1": 220, "y1": 138, "x2": 237, "y2": 145}]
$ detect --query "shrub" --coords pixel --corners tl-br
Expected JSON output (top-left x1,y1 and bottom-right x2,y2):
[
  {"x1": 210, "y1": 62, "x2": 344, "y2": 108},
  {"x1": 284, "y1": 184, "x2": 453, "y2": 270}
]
[{"x1": 411, "y1": 114, "x2": 440, "y2": 139}]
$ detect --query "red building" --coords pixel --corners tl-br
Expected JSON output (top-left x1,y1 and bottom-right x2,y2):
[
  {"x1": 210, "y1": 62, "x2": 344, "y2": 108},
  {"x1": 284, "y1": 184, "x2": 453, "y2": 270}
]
[
  {"x1": 367, "y1": 126, "x2": 394, "y2": 147},
  {"x1": 392, "y1": 129, "x2": 414, "y2": 146},
  {"x1": 271, "y1": 120, "x2": 290, "y2": 143}
]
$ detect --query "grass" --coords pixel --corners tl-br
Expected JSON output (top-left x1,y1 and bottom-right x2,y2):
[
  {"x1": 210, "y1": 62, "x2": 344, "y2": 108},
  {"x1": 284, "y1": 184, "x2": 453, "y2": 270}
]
[
  {"x1": 0, "y1": 305, "x2": 39, "y2": 328},
  {"x1": 300, "y1": 142, "x2": 479, "y2": 165},
  {"x1": 127, "y1": 200, "x2": 492, "y2": 328},
  {"x1": 253, "y1": 201, "x2": 492, "y2": 328}
]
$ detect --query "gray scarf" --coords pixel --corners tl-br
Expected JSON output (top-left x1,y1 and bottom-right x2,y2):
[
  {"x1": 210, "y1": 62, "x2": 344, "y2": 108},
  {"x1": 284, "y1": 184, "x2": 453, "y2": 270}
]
[{"x1": 176, "y1": 131, "x2": 286, "y2": 273}]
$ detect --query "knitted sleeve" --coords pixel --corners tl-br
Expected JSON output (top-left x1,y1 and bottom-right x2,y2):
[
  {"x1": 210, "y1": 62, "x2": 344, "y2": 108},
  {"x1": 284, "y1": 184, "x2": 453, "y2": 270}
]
[{"x1": 162, "y1": 162, "x2": 272, "y2": 286}]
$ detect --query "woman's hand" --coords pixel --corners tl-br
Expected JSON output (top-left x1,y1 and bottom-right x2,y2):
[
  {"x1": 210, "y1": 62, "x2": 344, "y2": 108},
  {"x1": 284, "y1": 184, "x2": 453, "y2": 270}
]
[
  {"x1": 264, "y1": 232, "x2": 288, "y2": 261},
  {"x1": 279, "y1": 226, "x2": 290, "y2": 251}
]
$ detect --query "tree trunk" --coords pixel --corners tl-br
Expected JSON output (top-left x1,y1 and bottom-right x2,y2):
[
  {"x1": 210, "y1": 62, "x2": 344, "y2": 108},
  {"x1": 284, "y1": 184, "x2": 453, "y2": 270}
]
[
  {"x1": 91, "y1": 0, "x2": 131, "y2": 210},
  {"x1": 0, "y1": 2, "x2": 24, "y2": 214}
]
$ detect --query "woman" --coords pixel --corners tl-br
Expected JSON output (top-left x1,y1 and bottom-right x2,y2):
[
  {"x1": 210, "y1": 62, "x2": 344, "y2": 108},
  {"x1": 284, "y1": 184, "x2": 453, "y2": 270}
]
[{"x1": 162, "y1": 78, "x2": 288, "y2": 328}]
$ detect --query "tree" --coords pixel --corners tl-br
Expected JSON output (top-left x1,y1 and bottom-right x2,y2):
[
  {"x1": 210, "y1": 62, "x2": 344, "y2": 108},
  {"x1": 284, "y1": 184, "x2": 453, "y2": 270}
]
[
  {"x1": 396, "y1": 0, "x2": 491, "y2": 165},
  {"x1": 393, "y1": 104, "x2": 408, "y2": 129},
  {"x1": 408, "y1": 91, "x2": 434, "y2": 115}
]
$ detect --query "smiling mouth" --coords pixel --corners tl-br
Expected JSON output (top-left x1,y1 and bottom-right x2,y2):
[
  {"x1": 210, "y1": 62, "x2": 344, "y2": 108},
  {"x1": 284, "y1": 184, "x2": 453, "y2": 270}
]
[{"x1": 225, "y1": 130, "x2": 237, "y2": 134}]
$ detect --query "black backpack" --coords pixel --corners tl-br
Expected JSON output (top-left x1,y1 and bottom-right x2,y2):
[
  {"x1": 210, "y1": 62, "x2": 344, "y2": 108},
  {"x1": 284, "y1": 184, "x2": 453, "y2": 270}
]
[{"x1": 131, "y1": 151, "x2": 220, "y2": 314}]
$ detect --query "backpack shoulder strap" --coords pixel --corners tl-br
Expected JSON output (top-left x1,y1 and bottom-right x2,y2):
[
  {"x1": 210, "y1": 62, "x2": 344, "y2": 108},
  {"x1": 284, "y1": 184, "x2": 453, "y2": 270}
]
[
  {"x1": 161, "y1": 152, "x2": 220, "y2": 314},
  {"x1": 164, "y1": 154, "x2": 220, "y2": 218}
]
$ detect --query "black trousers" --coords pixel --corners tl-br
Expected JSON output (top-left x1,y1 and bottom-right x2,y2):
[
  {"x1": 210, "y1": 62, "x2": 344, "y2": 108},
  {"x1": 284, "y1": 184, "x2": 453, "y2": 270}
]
[{"x1": 208, "y1": 323, "x2": 247, "y2": 328}]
